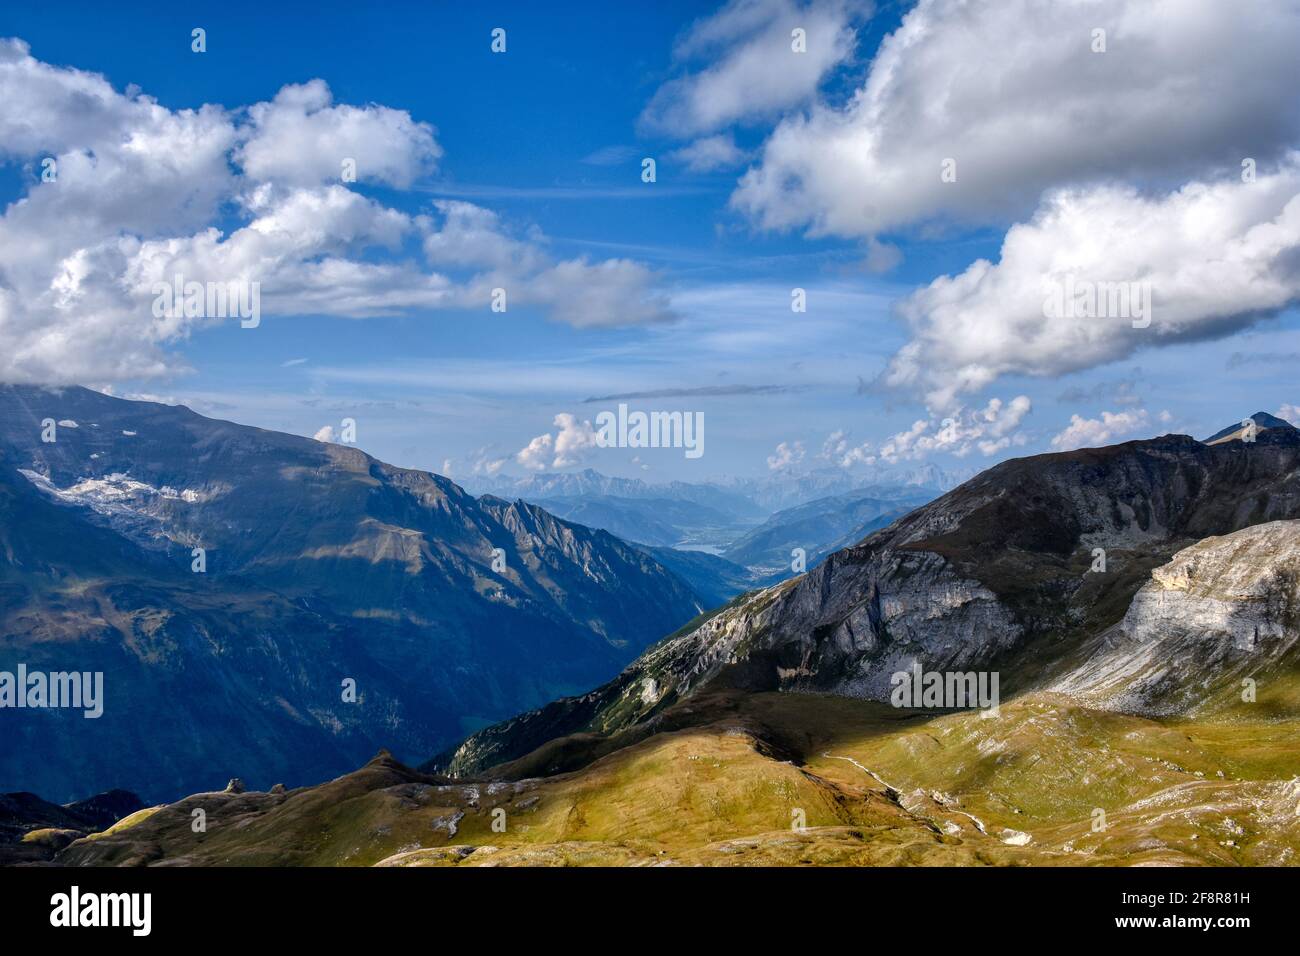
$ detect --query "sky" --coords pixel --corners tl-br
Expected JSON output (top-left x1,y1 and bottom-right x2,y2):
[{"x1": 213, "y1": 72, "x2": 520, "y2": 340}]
[{"x1": 1, "y1": 0, "x2": 1299, "y2": 484}]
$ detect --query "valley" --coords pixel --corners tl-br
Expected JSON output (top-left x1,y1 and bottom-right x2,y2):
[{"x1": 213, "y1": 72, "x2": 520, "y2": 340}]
[{"x1": 7, "y1": 408, "x2": 1298, "y2": 868}]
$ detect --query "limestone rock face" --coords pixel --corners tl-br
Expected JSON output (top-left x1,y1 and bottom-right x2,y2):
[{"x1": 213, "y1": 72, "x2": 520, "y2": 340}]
[{"x1": 1052, "y1": 520, "x2": 1300, "y2": 714}]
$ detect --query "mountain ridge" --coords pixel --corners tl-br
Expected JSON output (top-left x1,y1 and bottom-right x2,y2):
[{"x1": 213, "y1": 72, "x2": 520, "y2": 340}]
[
  {"x1": 432, "y1": 424, "x2": 1300, "y2": 777},
  {"x1": 0, "y1": 385, "x2": 707, "y2": 801},
  {"x1": 18, "y1": 417, "x2": 1300, "y2": 868}
]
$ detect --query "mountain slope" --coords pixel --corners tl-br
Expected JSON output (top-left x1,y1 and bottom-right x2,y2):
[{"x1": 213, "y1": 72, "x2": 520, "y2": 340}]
[
  {"x1": 1051, "y1": 519, "x2": 1300, "y2": 716},
  {"x1": 29, "y1": 417, "x2": 1300, "y2": 869},
  {"x1": 0, "y1": 385, "x2": 705, "y2": 801},
  {"x1": 533, "y1": 494, "x2": 741, "y2": 548},
  {"x1": 434, "y1": 423, "x2": 1300, "y2": 777},
  {"x1": 0, "y1": 788, "x2": 144, "y2": 864},
  {"x1": 721, "y1": 488, "x2": 930, "y2": 574},
  {"x1": 637, "y1": 546, "x2": 762, "y2": 608},
  {"x1": 50, "y1": 691, "x2": 1300, "y2": 867}
]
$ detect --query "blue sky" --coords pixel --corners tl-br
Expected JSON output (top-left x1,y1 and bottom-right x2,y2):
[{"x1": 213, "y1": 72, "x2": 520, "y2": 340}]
[{"x1": 2, "y1": 0, "x2": 1298, "y2": 483}]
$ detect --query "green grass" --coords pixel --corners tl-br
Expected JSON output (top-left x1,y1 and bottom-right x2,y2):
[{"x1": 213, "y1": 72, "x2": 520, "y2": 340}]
[{"x1": 57, "y1": 690, "x2": 1300, "y2": 867}]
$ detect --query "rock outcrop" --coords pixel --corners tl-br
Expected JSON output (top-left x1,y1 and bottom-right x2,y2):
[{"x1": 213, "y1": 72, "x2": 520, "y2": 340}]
[{"x1": 1052, "y1": 519, "x2": 1300, "y2": 714}]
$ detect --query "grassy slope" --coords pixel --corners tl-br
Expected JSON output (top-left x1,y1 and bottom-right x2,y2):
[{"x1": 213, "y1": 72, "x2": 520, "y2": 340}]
[{"x1": 55, "y1": 687, "x2": 1300, "y2": 867}]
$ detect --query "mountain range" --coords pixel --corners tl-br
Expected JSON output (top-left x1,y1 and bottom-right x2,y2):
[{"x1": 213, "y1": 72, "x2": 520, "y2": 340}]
[
  {"x1": 436, "y1": 416, "x2": 1300, "y2": 777},
  {"x1": 465, "y1": 464, "x2": 960, "y2": 526},
  {"x1": 7, "y1": 408, "x2": 1300, "y2": 866},
  {"x1": 0, "y1": 385, "x2": 707, "y2": 801},
  {"x1": 464, "y1": 468, "x2": 766, "y2": 522},
  {"x1": 720, "y1": 486, "x2": 934, "y2": 577}
]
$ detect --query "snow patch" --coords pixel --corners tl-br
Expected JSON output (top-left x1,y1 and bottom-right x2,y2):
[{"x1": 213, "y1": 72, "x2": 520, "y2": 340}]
[{"x1": 18, "y1": 470, "x2": 209, "y2": 523}]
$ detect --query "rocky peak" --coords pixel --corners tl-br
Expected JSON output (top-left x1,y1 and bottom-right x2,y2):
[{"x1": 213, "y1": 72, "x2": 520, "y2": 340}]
[{"x1": 1203, "y1": 411, "x2": 1298, "y2": 445}]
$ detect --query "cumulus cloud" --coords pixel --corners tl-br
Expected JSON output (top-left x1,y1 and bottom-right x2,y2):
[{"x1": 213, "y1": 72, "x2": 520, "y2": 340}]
[
  {"x1": 516, "y1": 414, "x2": 600, "y2": 471},
  {"x1": 732, "y1": 0, "x2": 1300, "y2": 237},
  {"x1": 237, "y1": 79, "x2": 441, "y2": 187},
  {"x1": 640, "y1": 0, "x2": 867, "y2": 137},
  {"x1": 474, "y1": 455, "x2": 508, "y2": 476},
  {"x1": 0, "y1": 39, "x2": 675, "y2": 384},
  {"x1": 669, "y1": 134, "x2": 748, "y2": 173},
  {"x1": 820, "y1": 429, "x2": 874, "y2": 468},
  {"x1": 421, "y1": 200, "x2": 544, "y2": 273},
  {"x1": 766, "y1": 439, "x2": 806, "y2": 470},
  {"x1": 819, "y1": 428, "x2": 848, "y2": 459},
  {"x1": 1050, "y1": 409, "x2": 1150, "y2": 451},
  {"x1": 419, "y1": 202, "x2": 676, "y2": 327},
  {"x1": 839, "y1": 396, "x2": 1032, "y2": 465},
  {"x1": 313, "y1": 425, "x2": 337, "y2": 443},
  {"x1": 884, "y1": 161, "x2": 1300, "y2": 408}
]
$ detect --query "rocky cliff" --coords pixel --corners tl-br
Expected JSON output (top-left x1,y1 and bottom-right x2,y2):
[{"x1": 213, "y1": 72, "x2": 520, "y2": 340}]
[{"x1": 1052, "y1": 519, "x2": 1300, "y2": 714}]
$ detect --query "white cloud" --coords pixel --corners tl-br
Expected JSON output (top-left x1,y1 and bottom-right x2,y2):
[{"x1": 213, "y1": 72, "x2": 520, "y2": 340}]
[
  {"x1": 876, "y1": 396, "x2": 1032, "y2": 463},
  {"x1": 421, "y1": 200, "x2": 544, "y2": 273},
  {"x1": 884, "y1": 161, "x2": 1300, "y2": 408},
  {"x1": 0, "y1": 40, "x2": 675, "y2": 384},
  {"x1": 444, "y1": 446, "x2": 509, "y2": 478},
  {"x1": 1278, "y1": 404, "x2": 1300, "y2": 426},
  {"x1": 1050, "y1": 409, "x2": 1149, "y2": 451},
  {"x1": 732, "y1": 0, "x2": 1300, "y2": 237},
  {"x1": 237, "y1": 79, "x2": 441, "y2": 188},
  {"x1": 818, "y1": 428, "x2": 874, "y2": 467},
  {"x1": 516, "y1": 414, "x2": 600, "y2": 471},
  {"x1": 766, "y1": 439, "x2": 806, "y2": 471},
  {"x1": 313, "y1": 425, "x2": 337, "y2": 443},
  {"x1": 419, "y1": 201, "x2": 676, "y2": 327},
  {"x1": 819, "y1": 428, "x2": 848, "y2": 459},
  {"x1": 516, "y1": 434, "x2": 555, "y2": 472},
  {"x1": 640, "y1": 0, "x2": 867, "y2": 137},
  {"x1": 669, "y1": 134, "x2": 748, "y2": 173}
]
